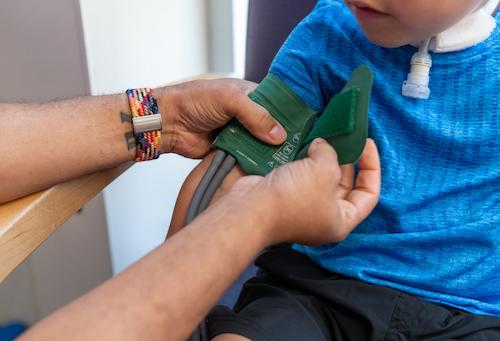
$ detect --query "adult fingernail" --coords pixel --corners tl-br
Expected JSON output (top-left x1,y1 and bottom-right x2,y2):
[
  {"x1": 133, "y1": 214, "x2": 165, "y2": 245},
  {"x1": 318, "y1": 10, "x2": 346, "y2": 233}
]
[{"x1": 270, "y1": 124, "x2": 287, "y2": 142}]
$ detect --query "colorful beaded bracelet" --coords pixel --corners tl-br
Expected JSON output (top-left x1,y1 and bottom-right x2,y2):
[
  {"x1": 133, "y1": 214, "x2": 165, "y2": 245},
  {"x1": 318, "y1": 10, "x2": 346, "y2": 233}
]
[{"x1": 126, "y1": 88, "x2": 162, "y2": 161}]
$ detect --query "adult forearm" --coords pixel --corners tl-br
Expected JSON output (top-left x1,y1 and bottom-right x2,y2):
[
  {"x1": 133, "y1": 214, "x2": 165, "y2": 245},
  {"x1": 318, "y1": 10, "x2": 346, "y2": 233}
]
[
  {"x1": 0, "y1": 88, "x2": 177, "y2": 203},
  {"x1": 21, "y1": 191, "x2": 273, "y2": 341},
  {"x1": 0, "y1": 96, "x2": 130, "y2": 202}
]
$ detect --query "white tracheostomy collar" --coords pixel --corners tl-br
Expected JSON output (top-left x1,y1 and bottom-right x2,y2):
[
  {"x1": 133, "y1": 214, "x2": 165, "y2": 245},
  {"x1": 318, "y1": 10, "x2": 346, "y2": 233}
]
[
  {"x1": 402, "y1": 0, "x2": 498, "y2": 99},
  {"x1": 430, "y1": 0, "x2": 498, "y2": 53}
]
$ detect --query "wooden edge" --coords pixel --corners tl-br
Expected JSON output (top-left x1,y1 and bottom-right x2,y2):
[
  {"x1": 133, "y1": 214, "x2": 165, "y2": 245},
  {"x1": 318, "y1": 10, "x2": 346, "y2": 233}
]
[
  {"x1": 0, "y1": 73, "x2": 232, "y2": 282},
  {"x1": 0, "y1": 164, "x2": 131, "y2": 282}
]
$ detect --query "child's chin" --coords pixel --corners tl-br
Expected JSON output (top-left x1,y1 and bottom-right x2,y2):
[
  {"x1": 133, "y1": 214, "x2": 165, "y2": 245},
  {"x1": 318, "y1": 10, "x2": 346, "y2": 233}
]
[{"x1": 362, "y1": 30, "x2": 408, "y2": 48}]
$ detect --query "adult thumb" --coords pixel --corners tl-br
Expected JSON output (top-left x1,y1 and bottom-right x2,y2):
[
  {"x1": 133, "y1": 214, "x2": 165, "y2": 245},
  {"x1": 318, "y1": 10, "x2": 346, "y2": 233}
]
[{"x1": 231, "y1": 96, "x2": 287, "y2": 145}]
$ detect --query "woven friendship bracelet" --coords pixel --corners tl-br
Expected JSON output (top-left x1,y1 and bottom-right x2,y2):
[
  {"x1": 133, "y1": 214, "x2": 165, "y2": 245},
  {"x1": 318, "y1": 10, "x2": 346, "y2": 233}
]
[{"x1": 126, "y1": 88, "x2": 162, "y2": 161}]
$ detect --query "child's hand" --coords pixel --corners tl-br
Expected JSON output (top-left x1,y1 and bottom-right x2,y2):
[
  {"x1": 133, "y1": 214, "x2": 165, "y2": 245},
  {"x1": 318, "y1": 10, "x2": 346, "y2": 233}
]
[{"x1": 223, "y1": 138, "x2": 381, "y2": 246}]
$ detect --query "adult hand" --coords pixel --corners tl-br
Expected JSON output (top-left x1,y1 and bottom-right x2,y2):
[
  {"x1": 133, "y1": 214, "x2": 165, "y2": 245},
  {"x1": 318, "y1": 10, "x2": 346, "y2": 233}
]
[
  {"x1": 218, "y1": 138, "x2": 381, "y2": 246},
  {"x1": 159, "y1": 78, "x2": 287, "y2": 158}
]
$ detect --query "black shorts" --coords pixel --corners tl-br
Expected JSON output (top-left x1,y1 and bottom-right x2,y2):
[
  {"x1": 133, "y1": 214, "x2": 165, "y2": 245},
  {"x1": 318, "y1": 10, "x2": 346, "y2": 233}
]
[{"x1": 204, "y1": 246, "x2": 500, "y2": 341}]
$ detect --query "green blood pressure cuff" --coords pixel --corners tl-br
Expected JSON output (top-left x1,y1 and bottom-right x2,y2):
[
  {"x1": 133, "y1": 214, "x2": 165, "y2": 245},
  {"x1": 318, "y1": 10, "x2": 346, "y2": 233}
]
[
  {"x1": 296, "y1": 65, "x2": 373, "y2": 163},
  {"x1": 213, "y1": 65, "x2": 373, "y2": 176},
  {"x1": 213, "y1": 74, "x2": 317, "y2": 175}
]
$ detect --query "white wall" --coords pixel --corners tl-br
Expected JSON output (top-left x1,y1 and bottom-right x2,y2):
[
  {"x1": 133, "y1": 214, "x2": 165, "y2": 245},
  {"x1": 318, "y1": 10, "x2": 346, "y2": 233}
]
[
  {"x1": 232, "y1": 0, "x2": 249, "y2": 78},
  {"x1": 205, "y1": 0, "x2": 248, "y2": 77},
  {"x1": 207, "y1": 0, "x2": 234, "y2": 73},
  {"x1": 207, "y1": 0, "x2": 248, "y2": 77},
  {"x1": 79, "y1": 0, "x2": 209, "y2": 94},
  {"x1": 79, "y1": 0, "x2": 209, "y2": 273},
  {"x1": 102, "y1": 158, "x2": 198, "y2": 273}
]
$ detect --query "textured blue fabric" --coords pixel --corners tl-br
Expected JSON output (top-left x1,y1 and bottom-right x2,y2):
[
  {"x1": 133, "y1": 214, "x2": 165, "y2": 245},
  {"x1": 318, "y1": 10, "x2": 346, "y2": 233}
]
[{"x1": 270, "y1": 0, "x2": 500, "y2": 316}]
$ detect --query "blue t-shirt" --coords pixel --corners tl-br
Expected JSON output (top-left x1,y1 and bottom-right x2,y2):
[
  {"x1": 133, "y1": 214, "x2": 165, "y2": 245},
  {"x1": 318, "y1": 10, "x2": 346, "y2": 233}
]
[{"x1": 270, "y1": 0, "x2": 500, "y2": 316}]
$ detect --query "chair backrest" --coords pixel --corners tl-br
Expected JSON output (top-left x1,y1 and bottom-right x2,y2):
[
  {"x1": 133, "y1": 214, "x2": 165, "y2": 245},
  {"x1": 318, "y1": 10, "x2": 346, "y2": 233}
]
[{"x1": 245, "y1": 0, "x2": 317, "y2": 82}]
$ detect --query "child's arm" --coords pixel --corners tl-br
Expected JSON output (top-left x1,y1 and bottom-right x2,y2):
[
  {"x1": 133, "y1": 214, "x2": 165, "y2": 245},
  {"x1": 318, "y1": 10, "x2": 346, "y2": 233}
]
[
  {"x1": 168, "y1": 154, "x2": 214, "y2": 237},
  {"x1": 168, "y1": 152, "x2": 245, "y2": 237},
  {"x1": 269, "y1": 1, "x2": 345, "y2": 112}
]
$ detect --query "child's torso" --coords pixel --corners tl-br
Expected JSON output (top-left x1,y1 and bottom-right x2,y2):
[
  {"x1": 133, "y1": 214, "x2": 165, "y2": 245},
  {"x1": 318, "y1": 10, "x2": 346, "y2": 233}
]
[{"x1": 272, "y1": 0, "x2": 500, "y2": 315}]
